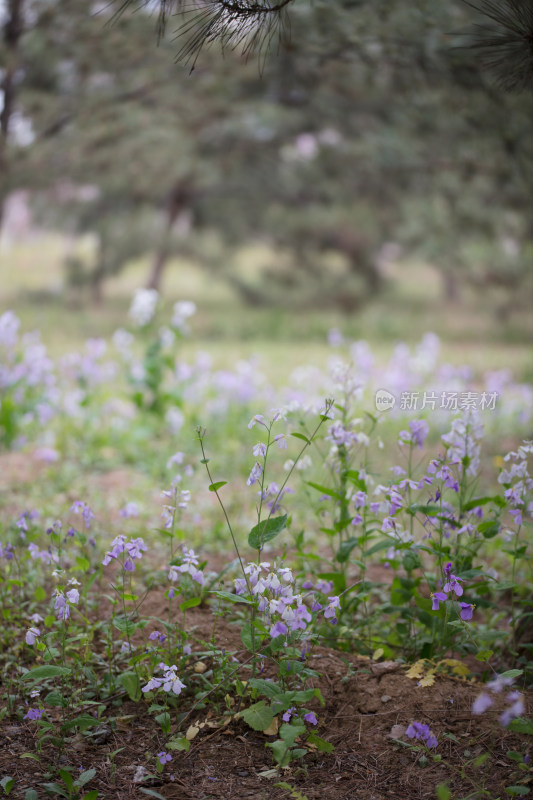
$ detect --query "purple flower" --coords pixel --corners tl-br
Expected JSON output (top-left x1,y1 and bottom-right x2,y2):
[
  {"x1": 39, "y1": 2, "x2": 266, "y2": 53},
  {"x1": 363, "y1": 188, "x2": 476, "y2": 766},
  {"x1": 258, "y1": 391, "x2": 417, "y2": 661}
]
[
  {"x1": 324, "y1": 596, "x2": 340, "y2": 621},
  {"x1": 459, "y1": 602, "x2": 473, "y2": 621},
  {"x1": 24, "y1": 708, "x2": 44, "y2": 721},
  {"x1": 405, "y1": 721, "x2": 438, "y2": 748},
  {"x1": 282, "y1": 707, "x2": 296, "y2": 722},
  {"x1": 500, "y1": 692, "x2": 525, "y2": 726},
  {"x1": 246, "y1": 462, "x2": 263, "y2": 487},
  {"x1": 304, "y1": 712, "x2": 318, "y2": 725},
  {"x1": 472, "y1": 692, "x2": 493, "y2": 715},
  {"x1": 410, "y1": 420, "x2": 429, "y2": 449},
  {"x1": 431, "y1": 592, "x2": 447, "y2": 611},
  {"x1": 157, "y1": 751, "x2": 172, "y2": 765},
  {"x1": 25, "y1": 627, "x2": 40, "y2": 645},
  {"x1": 70, "y1": 501, "x2": 95, "y2": 530},
  {"x1": 270, "y1": 621, "x2": 288, "y2": 639}
]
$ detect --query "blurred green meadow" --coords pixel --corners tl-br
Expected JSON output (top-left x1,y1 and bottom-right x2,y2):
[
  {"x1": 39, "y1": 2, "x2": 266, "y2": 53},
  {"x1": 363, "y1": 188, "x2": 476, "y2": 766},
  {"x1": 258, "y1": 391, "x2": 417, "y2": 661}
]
[{"x1": 3, "y1": 233, "x2": 533, "y2": 382}]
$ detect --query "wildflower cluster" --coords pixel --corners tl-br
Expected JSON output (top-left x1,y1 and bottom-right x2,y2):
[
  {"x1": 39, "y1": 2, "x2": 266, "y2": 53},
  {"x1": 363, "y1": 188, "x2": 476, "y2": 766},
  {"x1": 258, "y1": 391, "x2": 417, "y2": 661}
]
[
  {"x1": 404, "y1": 721, "x2": 438, "y2": 749},
  {"x1": 431, "y1": 562, "x2": 473, "y2": 621},
  {"x1": 168, "y1": 546, "x2": 205, "y2": 590},
  {"x1": 142, "y1": 663, "x2": 186, "y2": 696},
  {"x1": 472, "y1": 674, "x2": 525, "y2": 726},
  {"x1": 234, "y1": 562, "x2": 341, "y2": 640},
  {"x1": 102, "y1": 535, "x2": 147, "y2": 571}
]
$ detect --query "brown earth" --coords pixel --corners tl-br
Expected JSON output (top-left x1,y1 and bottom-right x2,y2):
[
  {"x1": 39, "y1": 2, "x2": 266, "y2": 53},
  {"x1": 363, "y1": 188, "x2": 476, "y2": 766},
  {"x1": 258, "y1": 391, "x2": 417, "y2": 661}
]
[{"x1": 1, "y1": 603, "x2": 532, "y2": 800}]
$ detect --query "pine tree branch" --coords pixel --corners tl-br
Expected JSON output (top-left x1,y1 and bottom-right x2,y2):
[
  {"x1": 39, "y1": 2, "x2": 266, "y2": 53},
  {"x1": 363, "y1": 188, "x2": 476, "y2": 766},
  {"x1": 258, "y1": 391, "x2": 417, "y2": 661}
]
[
  {"x1": 462, "y1": 0, "x2": 533, "y2": 92},
  {"x1": 111, "y1": 0, "x2": 294, "y2": 65}
]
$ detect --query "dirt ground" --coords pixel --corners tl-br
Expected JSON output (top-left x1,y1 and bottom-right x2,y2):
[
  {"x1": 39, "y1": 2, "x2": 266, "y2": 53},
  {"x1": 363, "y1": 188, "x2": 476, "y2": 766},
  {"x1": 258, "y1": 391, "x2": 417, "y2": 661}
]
[{"x1": 1, "y1": 602, "x2": 532, "y2": 800}]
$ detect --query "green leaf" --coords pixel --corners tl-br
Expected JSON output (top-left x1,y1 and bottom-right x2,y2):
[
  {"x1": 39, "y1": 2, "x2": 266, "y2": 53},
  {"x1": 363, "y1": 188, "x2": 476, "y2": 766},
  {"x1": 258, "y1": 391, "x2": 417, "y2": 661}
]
[
  {"x1": 240, "y1": 701, "x2": 275, "y2": 732},
  {"x1": 408, "y1": 504, "x2": 443, "y2": 517},
  {"x1": 155, "y1": 712, "x2": 171, "y2": 734},
  {"x1": 248, "y1": 678, "x2": 284, "y2": 700},
  {"x1": 209, "y1": 481, "x2": 227, "y2": 492},
  {"x1": 500, "y1": 669, "x2": 523, "y2": 680},
  {"x1": 34, "y1": 586, "x2": 46, "y2": 602},
  {"x1": 475, "y1": 650, "x2": 494, "y2": 663},
  {"x1": 306, "y1": 482, "x2": 341, "y2": 500},
  {"x1": 74, "y1": 767, "x2": 96, "y2": 787},
  {"x1": 505, "y1": 787, "x2": 530, "y2": 796},
  {"x1": 58, "y1": 771, "x2": 73, "y2": 791},
  {"x1": 22, "y1": 665, "x2": 71, "y2": 681},
  {"x1": 0, "y1": 777, "x2": 14, "y2": 796},
  {"x1": 307, "y1": 732, "x2": 334, "y2": 752},
  {"x1": 248, "y1": 514, "x2": 288, "y2": 549},
  {"x1": 336, "y1": 537, "x2": 359, "y2": 563},
  {"x1": 166, "y1": 736, "x2": 190, "y2": 752},
  {"x1": 462, "y1": 495, "x2": 502, "y2": 511},
  {"x1": 19, "y1": 754, "x2": 40, "y2": 762},
  {"x1": 118, "y1": 671, "x2": 141, "y2": 702},
  {"x1": 44, "y1": 690, "x2": 67, "y2": 707},
  {"x1": 75, "y1": 556, "x2": 90, "y2": 572},
  {"x1": 61, "y1": 714, "x2": 101, "y2": 733},
  {"x1": 210, "y1": 590, "x2": 253, "y2": 605},
  {"x1": 508, "y1": 718, "x2": 533, "y2": 736},
  {"x1": 279, "y1": 721, "x2": 306, "y2": 747},
  {"x1": 477, "y1": 520, "x2": 500, "y2": 539},
  {"x1": 24, "y1": 791, "x2": 39, "y2": 800},
  {"x1": 112, "y1": 616, "x2": 137, "y2": 635},
  {"x1": 267, "y1": 739, "x2": 291, "y2": 768},
  {"x1": 179, "y1": 596, "x2": 202, "y2": 612},
  {"x1": 291, "y1": 432, "x2": 311, "y2": 445},
  {"x1": 41, "y1": 784, "x2": 69, "y2": 798},
  {"x1": 81, "y1": 792, "x2": 99, "y2": 800},
  {"x1": 139, "y1": 788, "x2": 169, "y2": 800}
]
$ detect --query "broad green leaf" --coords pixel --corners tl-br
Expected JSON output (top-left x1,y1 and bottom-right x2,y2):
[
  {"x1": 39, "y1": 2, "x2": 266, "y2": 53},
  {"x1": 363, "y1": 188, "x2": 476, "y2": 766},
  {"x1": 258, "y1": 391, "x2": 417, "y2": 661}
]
[
  {"x1": 210, "y1": 590, "x2": 253, "y2": 605},
  {"x1": 58, "y1": 771, "x2": 73, "y2": 791},
  {"x1": 336, "y1": 537, "x2": 359, "y2": 563},
  {"x1": 508, "y1": 718, "x2": 533, "y2": 735},
  {"x1": 209, "y1": 481, "x2": 227, "y2": 492},
  {"x1": 279, "y1": 721, "x2": 306, "y2": 747},
  {"x1": 436, "y1": 783, "x2": 451, "y2": 800},
  {"x1": 248, "y1": 678, "x2": 283, "y2": 700},
  {"x1": 22, "y1": 665, "x2": 71, "y2": 681},
  {"x1": 41, "y1": 784, "x2": 69, "y2": 798},
  {"x1": 306, "y1": 481, "x2": 341, "y2": 500},
  {"x1": 81, "y1": 792, "x2": 99, "y2": 800},
  {"x1": 307, "y1": 732, "x2": 334, "y2": 753},
  {"x1": 291, "y1": 432, "x2": 311, "y2": 444},
  {"x1": 0, "y1": 777, "x2": 14, "y2": 796},
  {"x1": 505, "y1": 787, "x2": 530, "y2": 796},
  {"x1": 139, "y1": 790, "x2": 168, "y2": 800},
  {"x1": 166, "y1": 736, "x2": 190, "y2": 752},
  {"x1": 75, "y1": 769, "x2": 94, "y2": 790},
  {"x1": 248, "y1": 514, "x2": 288, "y2": 549},
  {"x1": 240, "y1": 701, "x2": 275, "y2": 732},
  {"x1": 477, "y1": 520, "x2": 500, "y2": 539},
  {"x1": 179, "y1": 597, "x2": 202, "y2": 612},
  {"x1": 112, "y1": 616, "x2": 137, "y2": 635},
  {"x1": 24, "y1": 791, "x2": 39, "y2": 800},
  {"x1": 119, "y1": 671, "x2": 141, "y2": 702},
  {"x1": 267, "y1": 739, "x2": 291, "y2": 768},
  {"x1": 500, "y1": 669, "x2": 523, "y2": 680},
  {"x1": 475, "y1": 650, "x2": 494, "y2": 662}
]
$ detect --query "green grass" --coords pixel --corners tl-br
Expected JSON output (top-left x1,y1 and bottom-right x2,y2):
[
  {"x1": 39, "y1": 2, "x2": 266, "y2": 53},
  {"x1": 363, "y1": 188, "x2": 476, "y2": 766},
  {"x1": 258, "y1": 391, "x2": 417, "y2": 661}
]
[{"x1": 2, "y1": 233, "x2": 532, "y2": 381}]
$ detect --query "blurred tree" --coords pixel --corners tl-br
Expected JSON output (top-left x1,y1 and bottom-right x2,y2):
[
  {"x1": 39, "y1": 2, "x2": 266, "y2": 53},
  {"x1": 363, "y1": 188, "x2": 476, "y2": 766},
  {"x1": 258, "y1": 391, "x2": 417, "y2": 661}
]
[
  {"x1": 0, "y1": 0, "x2": 25, "y2": 229},
  {"x1": 3, "y1": 0, "x2": 533, "y2": 310}
]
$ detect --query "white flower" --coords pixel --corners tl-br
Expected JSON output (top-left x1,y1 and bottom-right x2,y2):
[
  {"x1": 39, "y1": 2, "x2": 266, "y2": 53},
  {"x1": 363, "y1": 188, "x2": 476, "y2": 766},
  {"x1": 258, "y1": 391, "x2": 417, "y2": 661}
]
[{"x1": 129, "y1": 288, "x2": 158, "y2": 327}]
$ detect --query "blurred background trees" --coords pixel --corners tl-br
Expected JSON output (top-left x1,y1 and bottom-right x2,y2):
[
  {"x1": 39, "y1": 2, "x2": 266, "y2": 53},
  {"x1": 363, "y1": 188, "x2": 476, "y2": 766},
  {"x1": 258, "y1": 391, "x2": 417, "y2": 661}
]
[{"x1": 1, "y1": 0, "x2": 532, "y2": 312}]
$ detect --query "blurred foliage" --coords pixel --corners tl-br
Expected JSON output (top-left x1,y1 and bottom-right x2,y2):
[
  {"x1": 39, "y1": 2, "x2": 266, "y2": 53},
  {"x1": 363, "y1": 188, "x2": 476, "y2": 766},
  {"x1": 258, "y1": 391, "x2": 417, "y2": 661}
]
[{"x1": 1, "y1": 0, "x2": 532, "y2": 308}]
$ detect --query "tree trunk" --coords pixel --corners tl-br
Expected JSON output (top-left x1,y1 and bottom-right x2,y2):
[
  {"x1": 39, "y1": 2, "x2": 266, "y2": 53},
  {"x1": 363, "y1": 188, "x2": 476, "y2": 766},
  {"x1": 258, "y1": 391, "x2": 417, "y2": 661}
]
[
  {"x1": 146, "y1": 183, "x2": 192, "y2": 291},
  {"x1": 0, "y1": 0, "x2": 25, "y2": 232}
]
